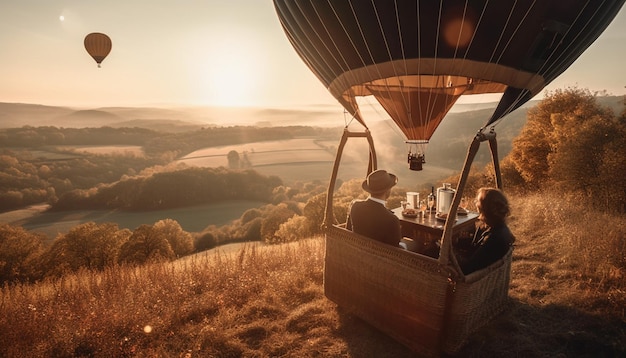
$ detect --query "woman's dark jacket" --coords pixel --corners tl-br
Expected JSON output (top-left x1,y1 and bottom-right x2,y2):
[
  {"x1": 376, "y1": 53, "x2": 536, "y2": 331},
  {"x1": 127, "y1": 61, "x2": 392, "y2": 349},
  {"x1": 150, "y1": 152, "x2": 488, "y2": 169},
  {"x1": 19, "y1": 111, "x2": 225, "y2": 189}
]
[{"x1": 456, "y1": 223, "x2": 514, "y2": 274}]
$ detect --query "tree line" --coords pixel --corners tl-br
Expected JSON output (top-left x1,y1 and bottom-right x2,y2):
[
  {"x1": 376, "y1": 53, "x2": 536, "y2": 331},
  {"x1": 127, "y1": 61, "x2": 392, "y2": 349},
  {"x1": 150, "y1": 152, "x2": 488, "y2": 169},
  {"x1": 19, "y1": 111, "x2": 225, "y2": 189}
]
[
  {"x1": 0, "y1": 176, "x2": 337, "y2": 285},
  {"x1": 0, "y1": 125, "x2": 339, "y2": 212},
  {"x1": 50, "y1": 166, "x2": 282, "y2": 211}
]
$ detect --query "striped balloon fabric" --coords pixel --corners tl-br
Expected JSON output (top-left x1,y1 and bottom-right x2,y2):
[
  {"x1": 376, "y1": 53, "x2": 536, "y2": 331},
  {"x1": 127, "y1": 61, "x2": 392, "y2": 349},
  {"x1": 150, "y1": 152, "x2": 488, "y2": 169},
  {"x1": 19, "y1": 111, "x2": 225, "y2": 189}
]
[{"x1": 84, "y1": 32, "x2": 112, "y2": 68}]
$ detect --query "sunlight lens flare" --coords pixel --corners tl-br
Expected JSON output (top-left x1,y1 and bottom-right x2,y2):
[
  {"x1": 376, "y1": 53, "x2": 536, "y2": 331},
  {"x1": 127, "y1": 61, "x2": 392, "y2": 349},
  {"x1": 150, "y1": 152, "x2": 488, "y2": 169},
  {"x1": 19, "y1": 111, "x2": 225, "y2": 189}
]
[{"x1": 198, "y1": 36, "x2": 260, "y2": 107}]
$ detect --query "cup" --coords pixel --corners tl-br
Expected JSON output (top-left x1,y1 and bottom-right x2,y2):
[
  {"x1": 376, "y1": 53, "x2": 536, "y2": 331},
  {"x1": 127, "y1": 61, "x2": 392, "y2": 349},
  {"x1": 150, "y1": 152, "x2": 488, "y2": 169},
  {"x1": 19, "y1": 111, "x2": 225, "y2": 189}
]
[{"x1": 406, "y1": 192, "x2": 419, "y2": 209}]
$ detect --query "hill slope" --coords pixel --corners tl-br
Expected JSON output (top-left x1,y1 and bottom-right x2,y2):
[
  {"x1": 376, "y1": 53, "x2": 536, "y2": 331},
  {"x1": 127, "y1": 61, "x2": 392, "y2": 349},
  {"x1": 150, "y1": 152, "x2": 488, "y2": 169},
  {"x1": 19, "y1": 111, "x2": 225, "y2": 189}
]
[{"x1": 1, "y1": 192, "x2": 624, "y2": 357}]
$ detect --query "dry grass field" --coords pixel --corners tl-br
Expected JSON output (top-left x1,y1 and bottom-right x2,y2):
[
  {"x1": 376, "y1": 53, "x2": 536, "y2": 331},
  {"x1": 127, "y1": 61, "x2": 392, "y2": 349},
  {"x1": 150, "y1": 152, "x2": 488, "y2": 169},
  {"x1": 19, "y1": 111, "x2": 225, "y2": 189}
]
[{"x1": 1, "y1": 192, "x2": 624, "y2": 357}]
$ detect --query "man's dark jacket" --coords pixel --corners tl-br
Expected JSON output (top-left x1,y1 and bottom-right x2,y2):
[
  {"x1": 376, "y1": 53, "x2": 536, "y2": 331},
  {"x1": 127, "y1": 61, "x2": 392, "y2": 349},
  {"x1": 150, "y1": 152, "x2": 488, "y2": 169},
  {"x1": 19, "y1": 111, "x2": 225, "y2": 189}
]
[{"x1": 346, "y1": 198, "x2": 401, "y2": 247}]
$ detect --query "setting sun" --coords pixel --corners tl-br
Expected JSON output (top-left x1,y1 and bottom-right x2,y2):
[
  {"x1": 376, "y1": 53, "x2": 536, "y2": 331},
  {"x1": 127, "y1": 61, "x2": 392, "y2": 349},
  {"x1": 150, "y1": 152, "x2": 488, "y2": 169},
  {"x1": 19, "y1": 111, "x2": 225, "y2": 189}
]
[
  {"x1": 194, "y1": 33, "x2": 263, "y2": 107},
  {"x1": 204, "y1": 50, "x2": 256, "y2": 107}
]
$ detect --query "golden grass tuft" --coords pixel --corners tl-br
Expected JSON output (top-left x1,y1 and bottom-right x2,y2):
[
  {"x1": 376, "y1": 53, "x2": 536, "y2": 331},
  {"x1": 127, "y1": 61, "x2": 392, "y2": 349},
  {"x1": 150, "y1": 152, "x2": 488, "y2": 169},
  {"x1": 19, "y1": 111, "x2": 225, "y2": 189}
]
[{"x1": 1, "y1": 193, "x2": 625, "y2": 357}]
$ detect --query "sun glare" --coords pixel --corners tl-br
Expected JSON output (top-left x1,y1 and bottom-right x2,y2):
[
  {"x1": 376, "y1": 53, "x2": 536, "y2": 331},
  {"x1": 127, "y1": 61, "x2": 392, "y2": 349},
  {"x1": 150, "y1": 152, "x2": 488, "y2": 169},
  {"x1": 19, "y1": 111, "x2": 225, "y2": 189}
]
[{"x1": 201, "y1": 40, "x2": 258, "y2": 107}]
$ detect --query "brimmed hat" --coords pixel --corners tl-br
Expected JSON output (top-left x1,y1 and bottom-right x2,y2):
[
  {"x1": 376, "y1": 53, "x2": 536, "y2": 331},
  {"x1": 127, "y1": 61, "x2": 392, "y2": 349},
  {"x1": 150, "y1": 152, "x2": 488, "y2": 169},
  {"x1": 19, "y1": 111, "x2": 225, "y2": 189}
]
[{"x1": 362, "y1": 169, "x2": 398, "y2": 194}]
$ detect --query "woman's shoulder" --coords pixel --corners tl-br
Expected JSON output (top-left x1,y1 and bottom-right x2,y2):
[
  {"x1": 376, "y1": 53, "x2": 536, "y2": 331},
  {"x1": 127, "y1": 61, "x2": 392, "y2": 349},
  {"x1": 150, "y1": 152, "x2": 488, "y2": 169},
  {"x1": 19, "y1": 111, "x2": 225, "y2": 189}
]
[{"x1": 491, "y1": 224, "x2": 515, "y2": 243}]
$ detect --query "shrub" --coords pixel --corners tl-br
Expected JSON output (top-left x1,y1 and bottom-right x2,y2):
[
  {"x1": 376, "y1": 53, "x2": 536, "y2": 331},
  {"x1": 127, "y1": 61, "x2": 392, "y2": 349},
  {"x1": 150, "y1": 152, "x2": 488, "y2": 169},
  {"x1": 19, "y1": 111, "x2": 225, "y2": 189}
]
[
  {"x1": 43, "y1": 222, "x2": 130, "y2": 274},
  {"x1": 275, "y1": 216, "x2": 313, "y2": 243},
  {"x1": 241, "y1": 208, "x2": 262, "y2": 224},
  {"x1": 118, "y1": 224, "x2": 175, "y2": 265},
  {"x1": 0, "y1": 224, "x2": 46, "y2": 283},
  {"x1": 260, "y1": 204, "x2": 297, "y2": 244},
  {"x1": 195, "y1": 231, "x2": 217, "y2": 252},
  {"x1": 153, "y1": 219, "x2": 194, "y2": 258}
]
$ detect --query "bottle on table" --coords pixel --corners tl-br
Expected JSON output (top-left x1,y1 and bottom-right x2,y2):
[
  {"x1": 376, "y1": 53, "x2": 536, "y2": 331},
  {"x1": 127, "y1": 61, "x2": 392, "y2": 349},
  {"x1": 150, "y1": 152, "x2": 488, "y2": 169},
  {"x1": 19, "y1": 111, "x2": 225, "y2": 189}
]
[{"x1": 427, "y1": 187, "x2": 436, "y2": 213}]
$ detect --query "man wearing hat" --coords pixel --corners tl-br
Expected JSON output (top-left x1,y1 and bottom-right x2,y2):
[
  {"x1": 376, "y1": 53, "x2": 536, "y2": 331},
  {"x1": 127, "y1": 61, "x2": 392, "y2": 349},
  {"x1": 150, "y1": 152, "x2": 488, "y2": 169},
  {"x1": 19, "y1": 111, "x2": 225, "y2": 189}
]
[{"x1": 346, "y1": 169, "x2": 402, "y2": 247}]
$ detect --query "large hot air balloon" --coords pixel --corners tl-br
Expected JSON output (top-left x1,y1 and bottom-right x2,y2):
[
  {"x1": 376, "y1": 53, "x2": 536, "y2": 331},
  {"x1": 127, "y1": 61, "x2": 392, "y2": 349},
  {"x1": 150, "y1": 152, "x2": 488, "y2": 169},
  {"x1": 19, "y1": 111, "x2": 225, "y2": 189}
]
[
  {"x1": 273, "y1": 1, "x2": 624, "y2": 355},
  {"x1": 84, "y1": 32, "x2": 112, "y2": 68},
  {"x1": 274, "y1": 0, "x2": 624, "y2": 169}
]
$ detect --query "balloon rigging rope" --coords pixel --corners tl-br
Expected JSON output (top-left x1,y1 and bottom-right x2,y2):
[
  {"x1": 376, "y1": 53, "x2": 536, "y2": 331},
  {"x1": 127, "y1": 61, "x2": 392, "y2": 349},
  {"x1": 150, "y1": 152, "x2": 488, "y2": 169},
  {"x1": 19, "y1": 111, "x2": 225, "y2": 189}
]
[
  {"x1": 493, "y1": 1, "x2": 539, "y2": 127},
  {"x1": 530, "y1": 0, "x2": 596, "y2": 92},
  {"x1": 415, "y1": 1, "x2": 424, "y2": 143},
  {"x1": 375, "y1": 0, "x2": 424, "y2": 145},
  {"x1": 299, "y1": 0, "x2": 371, "y2": 128},
  {"x1": 488, "y1": 0, "x2": 595, "y2": 130},
  {"x1": 310, "y1": 1, "x2": 363, "y2": 127},
  {"x1": 421, "y1": 1, "x2": 444, "y2": 142},
  {"x1": 478, "y1": 0, "x2": 537, "y2": 129},
  {"x1": 326, "y1": 0, "x2": 385, "y2": 128},
  {"x1": 337, "y1": 0, "x2": 407, "y2": 140},
  {"x1": 393, "y1": 0, "x2": 413, "y2": 134},
  {"x1": 369, "y1": 0, "x2": 409, "y2": 137},
  {"x1": 412, "y1": 0, "x2": 429, "y2": 144},
  {"x1": 289, "y1": 2, "x2": 340, "y2": 97},
  {"x1": 464, "y1": 0, "x2": 537, "y2": 130}
]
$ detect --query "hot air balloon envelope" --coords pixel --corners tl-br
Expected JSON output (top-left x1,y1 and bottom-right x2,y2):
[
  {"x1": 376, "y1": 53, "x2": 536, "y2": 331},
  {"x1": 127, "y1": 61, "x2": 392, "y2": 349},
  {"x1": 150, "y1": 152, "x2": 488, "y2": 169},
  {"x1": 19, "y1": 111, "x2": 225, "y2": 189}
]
[
  {"x1": 273, "y1": 0, "x2": 625, "y2": 141},
  {"x1": 84, "y1": 32, "x2": 112, "y2": 68}
]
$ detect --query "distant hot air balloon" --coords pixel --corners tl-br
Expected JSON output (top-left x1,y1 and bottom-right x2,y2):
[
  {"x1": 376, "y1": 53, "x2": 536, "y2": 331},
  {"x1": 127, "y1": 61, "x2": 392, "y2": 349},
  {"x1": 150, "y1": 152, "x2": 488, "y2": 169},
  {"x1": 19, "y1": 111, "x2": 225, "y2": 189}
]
[
  {"x1": 84, "y1": 32, "x2": 112, "y2": 68},
  {"x1": 273, "y1": 0, "x2": 625, "y2": 169}
]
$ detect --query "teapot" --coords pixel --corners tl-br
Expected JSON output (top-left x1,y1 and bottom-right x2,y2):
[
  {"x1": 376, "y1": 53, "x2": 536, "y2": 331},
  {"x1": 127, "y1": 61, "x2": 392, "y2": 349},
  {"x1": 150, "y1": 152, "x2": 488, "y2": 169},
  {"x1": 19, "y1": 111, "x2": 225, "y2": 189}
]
[{"x1": 436, "y1": 183, "x2": 455, "y2": 214}]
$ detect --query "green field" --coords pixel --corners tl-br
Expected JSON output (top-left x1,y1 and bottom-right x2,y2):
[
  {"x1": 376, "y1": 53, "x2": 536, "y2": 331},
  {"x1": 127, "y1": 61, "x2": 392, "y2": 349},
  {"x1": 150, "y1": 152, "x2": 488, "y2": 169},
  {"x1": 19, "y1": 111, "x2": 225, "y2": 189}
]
[
  {"x1": 6, "y1": 200, "x2": 264, "y2": 241},
  {"x1": 55, "y1": 145, "x2": 144, "y2": 156},
  {"x1": 177, "y1": 138, "x2": 335, "y2": 169}
]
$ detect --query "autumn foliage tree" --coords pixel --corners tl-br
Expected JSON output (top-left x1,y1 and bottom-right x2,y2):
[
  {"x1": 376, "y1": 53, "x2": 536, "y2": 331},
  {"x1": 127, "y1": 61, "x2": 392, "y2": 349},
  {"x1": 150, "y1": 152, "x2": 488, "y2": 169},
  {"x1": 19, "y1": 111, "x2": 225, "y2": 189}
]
[
  {"x1": 260, "y1": 204, "x2": 297, "y2": 244},
  {"x1": 0, "y1": 224, "x2": 45, "y2": 283},
  {"x1": 118, "y1": 224, "x2": 176, "y2": 265},
  {"x1": 509, "y1": 87, "x2": 626, "y2": 211},
  {"x1": 152, "y1": 219, "x2": 194, "y2": 258},
  {"x1": 43, "y1": 222, "x2": 131, "y2": 276}
]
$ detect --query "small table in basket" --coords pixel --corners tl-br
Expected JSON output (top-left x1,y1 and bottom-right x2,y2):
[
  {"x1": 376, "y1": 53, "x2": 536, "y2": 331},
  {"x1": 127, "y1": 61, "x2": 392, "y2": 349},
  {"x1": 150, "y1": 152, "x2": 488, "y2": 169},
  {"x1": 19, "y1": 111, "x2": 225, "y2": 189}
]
[{"x1": 392, "y1": 207, "x2": 478, "y2": 258}]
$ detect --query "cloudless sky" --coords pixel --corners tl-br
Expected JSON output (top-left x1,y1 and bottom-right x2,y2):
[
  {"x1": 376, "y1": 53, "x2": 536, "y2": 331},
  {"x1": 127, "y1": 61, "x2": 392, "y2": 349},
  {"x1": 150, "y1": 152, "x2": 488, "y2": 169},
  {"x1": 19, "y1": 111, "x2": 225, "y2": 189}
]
[{"x1": 1, "y1": 0, "x2": 625, "y2": 110}]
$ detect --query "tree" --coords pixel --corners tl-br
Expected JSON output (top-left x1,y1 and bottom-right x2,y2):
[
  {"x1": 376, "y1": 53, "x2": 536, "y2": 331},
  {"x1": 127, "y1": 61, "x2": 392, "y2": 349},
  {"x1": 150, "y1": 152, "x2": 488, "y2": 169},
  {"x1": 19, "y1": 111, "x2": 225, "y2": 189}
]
[
  {"x1": 260, "y1": 204, "x2": 296, "y2": 244},
  {"x1": 508, "y1": 88, "x2": 626, "y2": 211},
  {"x1": 548, "y1": 113, "x2": 618, "y2": 194},
  {"x1": 152, "y1": 219, "x2": 194, "y2": 258},
  {"x1": 303, "y1": 193, "x2": 327, "y2": 234},
  {"x1": 119, "y1": 224, "x2": 175, "y2": 265},
  {"x1": 240, "y1": 208, "x2": 262, "y2": 224},
  {"x1": 0, "y1": 224, "x2": 45, "y2": 283},
  {"x1": 595, "y1": 119, "x2": 626, "y2": 212},
  {"x1": 510, "y1": 87, "x2": 614, "y2": 189},
  {"x1": 194, "y1": 231, "x2": 217, "y2": 251},
  {"x1": 227, "y1": 150, "x2": 240, "y2": 169},
  {"x1": 275, "y1": 215, "x2": 312, "y2": 242},
  {"x1": 44, "y1": 222, "x2": 130, "y2": 273}
]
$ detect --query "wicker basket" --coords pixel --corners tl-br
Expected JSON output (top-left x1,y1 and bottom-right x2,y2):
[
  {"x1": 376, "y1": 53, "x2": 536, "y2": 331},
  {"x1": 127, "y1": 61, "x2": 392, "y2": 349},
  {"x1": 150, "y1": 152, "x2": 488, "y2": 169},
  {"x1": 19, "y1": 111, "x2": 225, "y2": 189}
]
[
  {"x1": 324, "y1": 225, "x2": 513, "y2": 356},
  {"x1": 322, "y1": 128, "x2": 512, "y2": 355}
]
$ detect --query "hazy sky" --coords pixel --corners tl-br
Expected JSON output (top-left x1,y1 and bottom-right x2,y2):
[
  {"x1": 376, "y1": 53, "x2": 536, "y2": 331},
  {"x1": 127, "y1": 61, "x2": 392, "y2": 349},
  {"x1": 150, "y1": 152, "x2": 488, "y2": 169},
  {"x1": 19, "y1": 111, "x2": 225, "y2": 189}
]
[{"x1": 1, "y1": 1, "x2": 625, "y2": 109}]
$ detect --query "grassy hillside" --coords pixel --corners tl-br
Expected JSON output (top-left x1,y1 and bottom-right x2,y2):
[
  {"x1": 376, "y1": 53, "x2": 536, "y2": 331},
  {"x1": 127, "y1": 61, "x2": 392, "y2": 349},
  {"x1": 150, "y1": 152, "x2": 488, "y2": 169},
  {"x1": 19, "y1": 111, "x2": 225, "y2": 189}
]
[{"x1": 1, "y1": 191, "x2": 624, "y2": 357}]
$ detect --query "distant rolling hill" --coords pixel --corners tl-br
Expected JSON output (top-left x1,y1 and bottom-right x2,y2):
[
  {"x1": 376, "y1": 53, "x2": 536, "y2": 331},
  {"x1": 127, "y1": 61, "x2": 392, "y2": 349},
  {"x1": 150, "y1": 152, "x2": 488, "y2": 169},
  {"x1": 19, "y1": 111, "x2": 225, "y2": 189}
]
[
  {"x1": 0, "y1": 103, "x2": 74, "y2": 128},
  {"x1": 0, "y1": 103, "x2": 207, "y2": 131},
  {"x1": 56, "y1": 109, "x2": 126, "y2": 127},
  {"x1": 1, "y1": 95, "x2": 621, "y2": 136}
]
